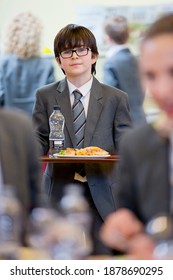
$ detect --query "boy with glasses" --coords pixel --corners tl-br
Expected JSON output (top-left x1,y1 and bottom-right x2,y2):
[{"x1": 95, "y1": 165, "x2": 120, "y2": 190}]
[{"x1": 33, "y1": 24, "x2": 131, "y2": 255}]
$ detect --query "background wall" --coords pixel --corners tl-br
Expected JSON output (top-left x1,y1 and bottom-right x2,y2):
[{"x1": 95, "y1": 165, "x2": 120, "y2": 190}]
[
  {"x1": 1, "y1": 0, "x2": 173, "y2": 52},
  {"x1": 0, "y1": 0, "x2": 173, "y2": 80}
]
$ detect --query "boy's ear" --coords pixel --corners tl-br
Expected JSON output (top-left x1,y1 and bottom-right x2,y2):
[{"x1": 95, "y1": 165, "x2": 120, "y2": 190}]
[
  {"x1": 56, "y1": 57, "x2": 61, "y2": 66},
  {"x1": 55, "y1": 57, "x2": 65, "y2": 74},
  {"x1": 92, "y1": 53, "x2": 98, "y2": 63}
]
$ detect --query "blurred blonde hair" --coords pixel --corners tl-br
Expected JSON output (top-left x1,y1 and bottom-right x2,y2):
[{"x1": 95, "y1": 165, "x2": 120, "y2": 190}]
[{"x1": 3, "y1": 12, "x2": 43, "y2": 58}]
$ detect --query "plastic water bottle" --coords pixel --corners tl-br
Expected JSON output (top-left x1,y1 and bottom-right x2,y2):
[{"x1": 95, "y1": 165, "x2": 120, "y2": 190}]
[
  {"x1": 27, "y1": 206, "x2": 58, "y2": 259},
  {"x1": 49, "y1": 105, "x2": 65, "y2": 154},
  {"x1": 56, "y1": 184, "x2": 93, "y2": 259},
  {"x1": 0, "y1": 187, "x2": 22, "y2": 259},
  {"x1": 146, "y1": 214, "x2": 173, "y2": 259}
]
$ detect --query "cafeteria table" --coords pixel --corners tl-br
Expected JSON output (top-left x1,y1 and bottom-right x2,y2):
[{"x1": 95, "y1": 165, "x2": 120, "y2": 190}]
[{"x1": 19, "y1": 247, "x2": 127, "y2": 260}]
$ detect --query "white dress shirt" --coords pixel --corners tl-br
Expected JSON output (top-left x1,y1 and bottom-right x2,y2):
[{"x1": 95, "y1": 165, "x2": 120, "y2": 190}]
[
  {"x1": 106, "y1": 44, "x2": 129, "y2": 59},
  {"x1": 67, "y1": 76, "x2": 93, "y2": 117}
]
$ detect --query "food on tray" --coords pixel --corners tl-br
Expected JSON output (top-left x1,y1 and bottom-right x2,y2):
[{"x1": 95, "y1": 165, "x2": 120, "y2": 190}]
[
  {"x1": 60, "y1": 148, "x2": 76, "y2": 156},
  {"x1": 76, "y1": 146, "x2": 109, "y2": 156},
  {"x1": 57, "y1": 146, "x2": 109, "y2": 156}
]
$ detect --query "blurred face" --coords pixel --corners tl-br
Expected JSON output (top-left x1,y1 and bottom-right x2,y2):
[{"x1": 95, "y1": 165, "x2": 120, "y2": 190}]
[{"x1": 140, "y1": 34, "x2": 173, "y2": 117}]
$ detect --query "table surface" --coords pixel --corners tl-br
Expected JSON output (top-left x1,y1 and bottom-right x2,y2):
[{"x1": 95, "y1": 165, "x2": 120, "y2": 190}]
[
  {"x1": 19, "y1": 247, "x2": 127, "y2": 260},
  {"x1": 40, "y1": 155, "x2": 119, "y2": 163}
]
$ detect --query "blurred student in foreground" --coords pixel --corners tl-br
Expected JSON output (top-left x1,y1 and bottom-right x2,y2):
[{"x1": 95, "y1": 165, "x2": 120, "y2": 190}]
[
  {"x1": 100, "y1": 13, "x2": 173, "y2": 258},
  {"x1": 0, "y1": 108, "x2": 41, "y2": 214},
  {"x1": 0, "y1": 12, "x2": 55, "y2": 115},
  {"x1": 103, "y1": 15, "x2": 145, "y2": 125}
]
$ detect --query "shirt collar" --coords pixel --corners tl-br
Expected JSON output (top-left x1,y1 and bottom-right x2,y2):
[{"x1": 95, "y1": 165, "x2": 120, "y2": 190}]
[
  {"x1": 67, "y1": 76, "x2": 93, "y2": 97},
  {"x1": 106, "y1": 44, "x2": 129, "y2": 58}
]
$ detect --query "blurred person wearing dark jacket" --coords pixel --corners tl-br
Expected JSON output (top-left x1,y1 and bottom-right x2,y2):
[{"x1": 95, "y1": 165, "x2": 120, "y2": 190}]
[{"x1": 103, "y1": 16, "x2": 146, "y2": 125}]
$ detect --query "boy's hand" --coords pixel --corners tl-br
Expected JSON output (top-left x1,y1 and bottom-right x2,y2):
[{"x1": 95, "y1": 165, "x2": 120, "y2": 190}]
[{"x1": 100, "y1": 208, "x2": 144, "y2": 251}]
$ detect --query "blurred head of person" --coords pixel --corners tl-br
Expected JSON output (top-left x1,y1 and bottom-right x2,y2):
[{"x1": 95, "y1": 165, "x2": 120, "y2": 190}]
[
  {"x1": 3, "y1": 12, "x2": 43, "y2": 58},
  {"x1": 54, "y1": 24, "x2": 99, "y2": 75},
  {"x1": 104, "y1": 15, "x2": 129, "y2": 45},
  {"x1": 140, "y1": 13, "x2": 173, "y2": 120}
]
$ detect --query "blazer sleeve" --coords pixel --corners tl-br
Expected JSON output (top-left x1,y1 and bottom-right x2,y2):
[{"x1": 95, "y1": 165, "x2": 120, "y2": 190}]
[
  {"x1": 32, "y1": 89, "x2": 50, "y2": 155},
  {"x1": 114, "y1": 92, "x2": 132, "y2": 152}
]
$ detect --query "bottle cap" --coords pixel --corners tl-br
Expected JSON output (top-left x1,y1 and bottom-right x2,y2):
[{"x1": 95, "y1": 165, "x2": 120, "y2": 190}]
[{"x1": 53, "y1": 105, "x2": 60, "y2": 110}]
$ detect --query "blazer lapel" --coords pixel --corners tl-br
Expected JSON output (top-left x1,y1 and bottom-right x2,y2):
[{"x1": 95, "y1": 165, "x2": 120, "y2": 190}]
[
  {"x1": 84, "y1": 77, "x2": 103, "y2": 146},
  {"x1": 55, "y1": 79, "x2": 75, "y2": 147}
]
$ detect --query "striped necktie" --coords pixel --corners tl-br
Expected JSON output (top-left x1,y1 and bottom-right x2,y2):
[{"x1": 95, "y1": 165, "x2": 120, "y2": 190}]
[{"x1": 72, "y1": 90, "x2": 86, "y2": 148}]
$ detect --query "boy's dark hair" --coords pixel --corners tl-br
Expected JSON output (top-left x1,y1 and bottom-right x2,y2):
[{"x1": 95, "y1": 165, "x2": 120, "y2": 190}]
[
  {"x1": 142, "y1": 13, "x2": 173, "y2": 42},
  {"x1": 104, "y1": 16, "x2": 129, "y2": 44},
  {"x1": 54, "y1": 24, "x2": 99, "y2": 75}
]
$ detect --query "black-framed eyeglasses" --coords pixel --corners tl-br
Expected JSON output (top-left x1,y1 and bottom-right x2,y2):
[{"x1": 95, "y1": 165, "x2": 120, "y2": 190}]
[{"x1": 60, "y1": 47, "x2": 91, "y2": 59}]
